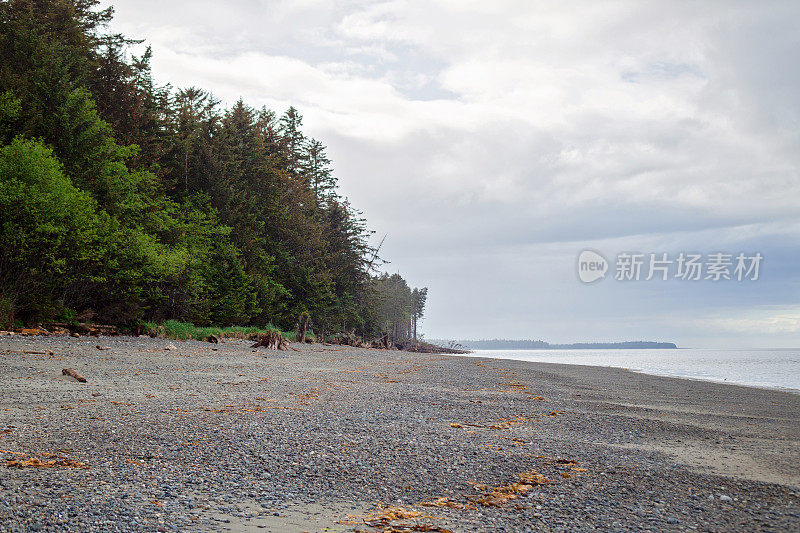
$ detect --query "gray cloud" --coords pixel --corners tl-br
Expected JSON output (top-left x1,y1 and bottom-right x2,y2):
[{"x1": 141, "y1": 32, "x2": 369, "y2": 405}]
[{"x1": 102, "y1": 0, "x2": 800, "y2": 347}]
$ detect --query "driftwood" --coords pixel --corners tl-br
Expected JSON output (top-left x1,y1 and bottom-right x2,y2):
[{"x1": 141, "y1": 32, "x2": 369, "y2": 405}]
[
  {"x1": 21, "y1": 328, "x2": 49, "y2": 336},
  {"x1": 47, "y1": 322, "x2": 118, "y2": 337},
  {"x1": 397, "y1": 341, "x2": 470, "y2": 354},
  {"x1": 337, "y1": 331, "x2": 362, "y2": 347},
  {"x1": 62, "y1": 368, "x2": 86, "y2": 382},
  {"x1": 367, "y1": 332, "x2": 390, "y2": 349},
  {"x1": 251, "y1": 331, "x2": 288, "y2": 351}
]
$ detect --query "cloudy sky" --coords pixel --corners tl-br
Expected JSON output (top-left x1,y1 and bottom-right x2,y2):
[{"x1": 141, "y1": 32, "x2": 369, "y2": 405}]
[{"x1": 102, "y1": 0, "x2": 800, "y2": 348}]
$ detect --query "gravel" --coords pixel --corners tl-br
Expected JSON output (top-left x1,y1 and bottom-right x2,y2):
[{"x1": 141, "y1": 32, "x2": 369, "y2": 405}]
[{"x1": 0, "y1": 334, "x2": 798, "y2": 532}]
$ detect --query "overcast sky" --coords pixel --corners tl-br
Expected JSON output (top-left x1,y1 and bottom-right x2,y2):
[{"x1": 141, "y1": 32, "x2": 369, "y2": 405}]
[{"x1": 101, "y1": 0, "x2": 800, "y2": 348}]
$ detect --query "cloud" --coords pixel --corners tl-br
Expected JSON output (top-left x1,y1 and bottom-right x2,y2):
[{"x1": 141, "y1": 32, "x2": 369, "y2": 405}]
[
  {"x1": 101, "y1": 0, "x2": 800, "y2": 344},
  {"x1": 693, "y1": 309, "x2": 800, "y2": 334}
]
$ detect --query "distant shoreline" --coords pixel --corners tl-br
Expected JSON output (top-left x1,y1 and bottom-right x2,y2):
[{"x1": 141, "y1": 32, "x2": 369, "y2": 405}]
[{"x1": 435, "y1": 340, "x2": 678, "y2": 350}]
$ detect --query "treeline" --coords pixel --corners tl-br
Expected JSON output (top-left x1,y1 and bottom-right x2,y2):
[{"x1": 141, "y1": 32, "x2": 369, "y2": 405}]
[{"x1": 0, "y1": 0, "x2": 426, "y2": 342}]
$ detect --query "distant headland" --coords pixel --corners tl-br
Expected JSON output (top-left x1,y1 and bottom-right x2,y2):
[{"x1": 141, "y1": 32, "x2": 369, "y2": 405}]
[{"x1": 433, "y1": 339, "x2": 678, "y2": 350}]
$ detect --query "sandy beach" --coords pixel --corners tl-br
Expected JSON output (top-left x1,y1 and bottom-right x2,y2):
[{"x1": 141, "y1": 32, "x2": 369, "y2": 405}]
[{"x1": 1, "y1": 335, "x2": 799, "y2": 532}]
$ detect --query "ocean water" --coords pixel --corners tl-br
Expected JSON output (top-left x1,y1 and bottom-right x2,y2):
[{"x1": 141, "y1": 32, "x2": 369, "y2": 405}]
[{"x1": 463, "y1": 349, "x2": 800, "y2": 392}]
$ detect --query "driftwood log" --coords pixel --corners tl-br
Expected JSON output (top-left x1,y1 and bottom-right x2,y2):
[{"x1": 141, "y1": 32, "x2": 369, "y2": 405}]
[
  {"x1": 47, "y1": 322, "x2": 118, "y2": 337},
  {"x1": 337, "y1": 331, "x2": 363, "y2": 347},
  {"x1": 62, "y1": 368, "x2": 86, "y2": 382},
  {"x1": 251, "y1": 331, "x2": 288, "y2": 350}
]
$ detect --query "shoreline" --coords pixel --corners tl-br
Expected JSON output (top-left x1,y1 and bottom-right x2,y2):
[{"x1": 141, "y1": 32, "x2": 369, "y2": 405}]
[
  {"x1": 1, "y1": 335, "x2": 799, "y2": 531},
  {"x1": 457, "y1": 347, "x2": 800, "y2": 394}
]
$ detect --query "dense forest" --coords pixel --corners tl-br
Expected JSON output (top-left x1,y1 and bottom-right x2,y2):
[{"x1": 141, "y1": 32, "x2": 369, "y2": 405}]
[{"x1": 0, "y1": 0, "x2": 426, "y2": 343}]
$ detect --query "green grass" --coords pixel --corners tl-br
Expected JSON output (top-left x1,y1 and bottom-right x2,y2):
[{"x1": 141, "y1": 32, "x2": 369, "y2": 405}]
[
  {"x1": 140, "y1": 320, "x2": 287, "y2": 341},
  {"x1": 282, "y1": 330, "x2": 315, "y2": 342}
]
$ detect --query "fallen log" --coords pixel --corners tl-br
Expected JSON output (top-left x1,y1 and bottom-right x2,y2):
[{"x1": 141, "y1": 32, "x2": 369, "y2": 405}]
[
  {"x1": 20, "y1": 328, "x2": 47, "y2": 336},
  {"x1": 46, "y1": 323, "x2": 119, "y2": 336},
  {"x1": 62, "y1": 368, "x2": 86, "y2": 382}
]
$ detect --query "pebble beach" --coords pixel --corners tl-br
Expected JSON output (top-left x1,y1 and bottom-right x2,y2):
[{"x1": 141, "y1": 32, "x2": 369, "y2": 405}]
[{"x1": 1, "y1": 335, "x2": 799, "y2": 532}]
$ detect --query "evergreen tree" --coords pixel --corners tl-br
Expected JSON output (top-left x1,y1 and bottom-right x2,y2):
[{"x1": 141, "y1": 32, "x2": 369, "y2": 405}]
[{"x1": 0, "y1": 0, "x2": 426, "y2": 339}]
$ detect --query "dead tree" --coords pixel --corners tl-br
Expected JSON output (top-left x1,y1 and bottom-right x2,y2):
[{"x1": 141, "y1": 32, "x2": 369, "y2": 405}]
[
  {"x1": 251, "y1": 331, "x2": 288, "y2": 350},
  {"x1": 296, "y1": 313, "x2": 310, "y2": 344}
]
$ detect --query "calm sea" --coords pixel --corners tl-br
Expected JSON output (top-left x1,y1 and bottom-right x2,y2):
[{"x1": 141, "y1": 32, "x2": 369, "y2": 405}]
[{"x1": 463, "y1": 349, "x2": 800, "y2": 392}]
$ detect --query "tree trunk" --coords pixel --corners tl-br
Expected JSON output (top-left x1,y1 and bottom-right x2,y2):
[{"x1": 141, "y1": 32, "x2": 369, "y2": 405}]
[{"x1": 296, "y1": 313, "x2": 309, "y2": 343}]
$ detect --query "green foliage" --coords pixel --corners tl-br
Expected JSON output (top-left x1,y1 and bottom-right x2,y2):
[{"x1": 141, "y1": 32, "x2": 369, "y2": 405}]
[
  {"x1": 140, "y1": 320, "x2": 281, "y2": 341},
  {"x1": 0, "y1": 0, "x2": 428, "y2": 337},
  {"x1": 0, "y1": 137, "x2": 106, "y2": 323},
  {"x1": 0, "y1": 296, "x2": 14, "y2": 331},
  {"x1": 0, "y1": 91, "x2": 22, "y2": 143},
  {"x1": 283, "y1": 330, "x2": 315, "y2": 342}
]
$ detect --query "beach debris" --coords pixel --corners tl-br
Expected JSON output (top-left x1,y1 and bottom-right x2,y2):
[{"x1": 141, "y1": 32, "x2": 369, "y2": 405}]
[
  {"x1": 5, "y1": 452, "x2": 87, "y2": 469},
  {"x1": 62, "y1": 368, "x2": 87, "y2": 382},
  {"x1": 46, "y1": 322, "x2": 118, "y2": 337},
  {"x1": 336, "y1": 331, "x2": 364, "y2": 347},
  {"x1": 251, "y1": 331, "x2": 289, "y2": 351},
  {"x1": 448, "y1": 416, "x2": 528, "y2": 431},
  {"x1": 467, "y1": 470, "x2": 552, "y2": 507},
  {"x1": 501, "y1": 380, "x2": 529, "y2": 392},
  {"x1": 376, "y1": 526, "x2": 454, "y2": 532},
  {"x1": 95, "y1": 345, "x2": 109, "y2": 350},
  {"x1": 349, "y1": 505, "x2": 451, "y2": 532},
  {"x1": 207, "y1": 334, "x2": 219, "y2": 344},
  {"x1": 421, "y1": 497, "x2": 475, "y2": 510},
  {"x1": 165, "y1": 343, "x2": 178, "y2": 351},
  {"x1": 199, "y1": 399, "x2": 293, "y2": 413},
  {"x1": 20, "y1": 327, "x2": 48, "y2": 336}
]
